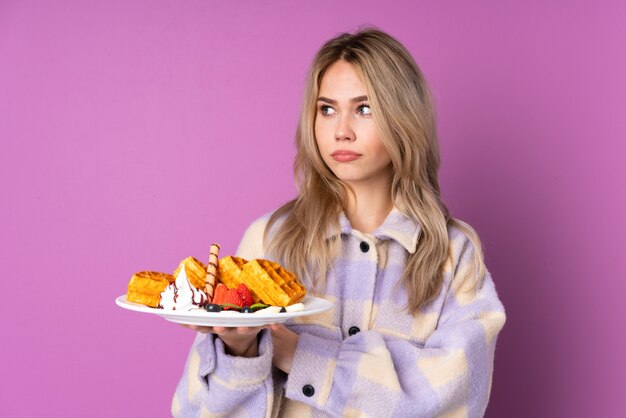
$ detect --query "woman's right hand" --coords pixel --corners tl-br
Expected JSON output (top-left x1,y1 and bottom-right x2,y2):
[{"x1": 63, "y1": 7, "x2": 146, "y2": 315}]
[{"x1": 182, "y1": 325, "x2": 265, "y2": 358}]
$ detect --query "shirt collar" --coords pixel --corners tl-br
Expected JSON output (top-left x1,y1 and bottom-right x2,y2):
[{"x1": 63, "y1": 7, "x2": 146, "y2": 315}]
[{"x1": 328, "y1": 207, "x2": 421, "y2": 254}]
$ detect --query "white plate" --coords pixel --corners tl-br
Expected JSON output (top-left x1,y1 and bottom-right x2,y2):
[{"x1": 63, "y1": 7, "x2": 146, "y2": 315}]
[{"x1": 115, "y1": 295, "x2": 333, "y2": 327}]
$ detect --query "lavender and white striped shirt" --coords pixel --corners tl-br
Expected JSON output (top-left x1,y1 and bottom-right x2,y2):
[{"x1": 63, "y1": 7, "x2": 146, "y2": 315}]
[{"x1": 172, "y1": 208, "x2": 506, "y2": 417}]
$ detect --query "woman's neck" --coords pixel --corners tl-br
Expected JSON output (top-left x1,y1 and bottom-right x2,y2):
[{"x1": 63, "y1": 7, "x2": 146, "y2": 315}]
[{"x1": 344, "y1": 178, "x2": 393, "y2": 234}]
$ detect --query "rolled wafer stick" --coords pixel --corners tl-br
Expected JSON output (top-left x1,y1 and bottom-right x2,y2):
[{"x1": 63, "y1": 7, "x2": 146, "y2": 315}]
[{"x1": 205, "y1": 243, "x2": 220, "y2": 302}]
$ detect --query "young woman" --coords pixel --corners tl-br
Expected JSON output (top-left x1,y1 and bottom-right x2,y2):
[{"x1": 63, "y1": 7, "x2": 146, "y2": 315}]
[{"x1": 173, "y1": 28, "x2": 506, "y2": 418}]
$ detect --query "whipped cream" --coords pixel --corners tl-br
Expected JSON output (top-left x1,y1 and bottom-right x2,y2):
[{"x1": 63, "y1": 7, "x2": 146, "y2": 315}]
[
  {"x1": 159, "y1": 264, "x2": 207, "y2": 310},
  {"x1": 285, "y1": 303, "x2": 304, "y2": 312}
]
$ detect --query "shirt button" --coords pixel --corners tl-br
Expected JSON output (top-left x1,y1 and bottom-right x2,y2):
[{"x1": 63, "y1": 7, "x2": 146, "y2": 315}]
[
  {"x1": 359, "y1": 241, "x2": 370, "y2": 253},
  {"x1": 348, "y1": 326, "x2": 360, "y2": 336},
  {"x1": 302, "y1": 384, "x2": 315, "y2": 397}
]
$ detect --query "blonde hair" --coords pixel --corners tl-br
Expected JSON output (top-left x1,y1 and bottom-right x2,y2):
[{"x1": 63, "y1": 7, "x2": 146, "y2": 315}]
[{"x1": 266, "y1": 28, "x2": 486, "y2": 314}]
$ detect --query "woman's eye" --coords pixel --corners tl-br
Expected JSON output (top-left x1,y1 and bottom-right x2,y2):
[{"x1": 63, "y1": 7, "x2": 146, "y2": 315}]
[
  {"x1": 320, "y1": 105, "x2": 336, "y2": 116},
  {"x1": 357, "y1": 104, "x2": 372, "y2": 115}
]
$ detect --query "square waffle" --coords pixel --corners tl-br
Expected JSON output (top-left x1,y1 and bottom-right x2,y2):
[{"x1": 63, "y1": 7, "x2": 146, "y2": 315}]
[
  {"x1": 239, "y1": 259, "x2": 306, "y2": 306},
  {"x1": 217, "y1": 256, "x2": 262, "y2": 302},
  {"x1": 126, "y1": 271, "x2": 175, "y2": 307},
  {"x1": 173, "y1": 256, "x2": 206, "y2": 290},
  {"x1": 217, "y1": 256, "x2": 247, "y2": 288}
]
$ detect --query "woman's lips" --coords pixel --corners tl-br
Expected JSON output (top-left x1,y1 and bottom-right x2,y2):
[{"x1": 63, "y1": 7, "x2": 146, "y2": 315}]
[{"x1": 331, "y1": 150, "x2": 362, "y2": 162}]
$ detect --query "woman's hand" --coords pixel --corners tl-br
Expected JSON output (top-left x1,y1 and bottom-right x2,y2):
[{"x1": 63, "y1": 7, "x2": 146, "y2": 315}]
[
  {"x1": 269, "y1": 324, "x2": 298, "y2": 374},
  {"x1": 183, "y1": 325, "x2": 265, "y2": 357},
  {"x1": 180, "y1": 322, "x2": 300, "y2": 366}
]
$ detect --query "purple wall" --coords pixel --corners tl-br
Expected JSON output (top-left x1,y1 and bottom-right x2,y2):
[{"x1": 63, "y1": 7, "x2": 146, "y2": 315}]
[{"x1": 1, "y1": 1, "x2": 624, "y2": 416}]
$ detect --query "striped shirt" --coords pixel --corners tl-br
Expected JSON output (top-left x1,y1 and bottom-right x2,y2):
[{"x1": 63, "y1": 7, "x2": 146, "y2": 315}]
[{"x1": 172, "y1": 208, "x2": 506, "y2": 417}]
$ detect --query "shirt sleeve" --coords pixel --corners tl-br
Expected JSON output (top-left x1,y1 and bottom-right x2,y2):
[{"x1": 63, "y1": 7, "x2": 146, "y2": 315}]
[
  {"x1": 171, "y1": 329, "x2": 279, "y2": 417},
  {"x1": 171, "y1": 217, "x2": 277, "y2": 417},
  {"x1": 283, "y1": 237, "x2": 506, "y2": 418}
]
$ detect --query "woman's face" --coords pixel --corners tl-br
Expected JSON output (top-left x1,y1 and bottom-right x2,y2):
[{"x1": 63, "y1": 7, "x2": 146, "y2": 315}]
[{"x1": 314, "y1": 60, "x2": 392, "y2": 188}]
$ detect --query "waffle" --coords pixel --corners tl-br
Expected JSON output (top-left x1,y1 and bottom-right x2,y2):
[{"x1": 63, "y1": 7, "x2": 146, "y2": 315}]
[
  {"x1": 127, "y1": 271, "x2": 175, "y2": 307},
  {"x1": 173, "y1": 256, "x2": 206, "y2": 290},
  {"x1": 239, "y1": 259, "x2": 306, "y2": 306},
  {"x1": 217, "y1": 255, "x2": 264, "y2": 303},
  {"x1": 217, "y1": 255, "x2": 248, "y2": 289}
]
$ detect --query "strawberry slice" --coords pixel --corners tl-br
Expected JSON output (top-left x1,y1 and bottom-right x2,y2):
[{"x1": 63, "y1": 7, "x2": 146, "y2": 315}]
[
  {"x1": 212, "y1": 283, "x2": 228, "y2": 305},
  {"x1": 236, "y1": 284, "x2": 253, "y2": 307},
  {"x1": 223, "y1": 288, "x2": 244, "y2": 310}
]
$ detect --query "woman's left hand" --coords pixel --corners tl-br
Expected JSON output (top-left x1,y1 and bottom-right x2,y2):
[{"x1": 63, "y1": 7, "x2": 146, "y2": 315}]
[{"x1": 269, "y1": 324, "x2": 298, "y2": 374}]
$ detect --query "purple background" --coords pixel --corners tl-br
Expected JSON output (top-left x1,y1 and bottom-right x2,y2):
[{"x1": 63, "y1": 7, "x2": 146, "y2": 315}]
[{"x1": 1, "y1": 1, "x2": 624, "y2": 417}]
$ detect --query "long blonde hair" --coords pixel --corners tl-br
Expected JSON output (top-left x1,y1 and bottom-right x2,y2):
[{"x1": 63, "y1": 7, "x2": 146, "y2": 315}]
[{"x1": 266, "y1": 28, "x2": 486, "y2": 314}]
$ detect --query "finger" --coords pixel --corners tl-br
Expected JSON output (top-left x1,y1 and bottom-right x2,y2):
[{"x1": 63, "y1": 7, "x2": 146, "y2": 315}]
[
  {"x1": 186, "y1": 325, "x2": 214, "y2": 334},
  {"x1": 269, "y1": 323, "x2": 285, "y2": 332},
  {"x1": 240, "y1": 325, "x2": 270, "y2": 334},
  {"x1": 194, "y1": 326, "x2": 214, "y2": 334}
]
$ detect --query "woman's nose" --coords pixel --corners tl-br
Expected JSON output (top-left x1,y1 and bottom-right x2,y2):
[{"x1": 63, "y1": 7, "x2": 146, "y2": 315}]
[{"x1": 335, "y1": 115, "x2": 355, "y2": 142}]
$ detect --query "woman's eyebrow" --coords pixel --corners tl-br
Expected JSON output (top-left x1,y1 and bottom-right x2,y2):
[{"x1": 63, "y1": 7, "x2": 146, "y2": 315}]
[
  {"x1": 317, "y1": 95, "x2": 369, "y2": 104},
  {"x1": 350, "y1": 95, "x2": 368, "y2": 103}
]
